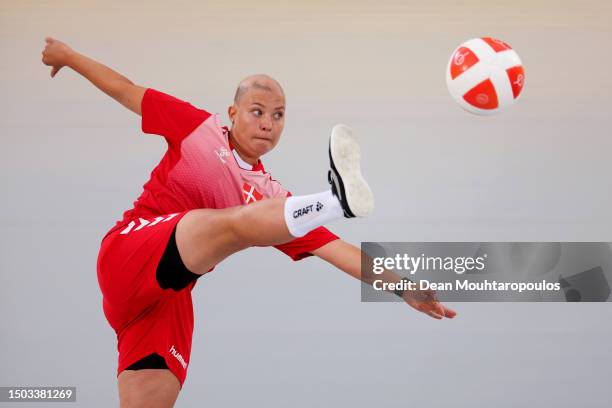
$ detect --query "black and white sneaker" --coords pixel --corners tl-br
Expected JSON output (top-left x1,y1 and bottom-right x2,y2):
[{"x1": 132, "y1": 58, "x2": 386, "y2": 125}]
[{"x1": 328, "y1": 124, "x2": 374, "y2": 218}]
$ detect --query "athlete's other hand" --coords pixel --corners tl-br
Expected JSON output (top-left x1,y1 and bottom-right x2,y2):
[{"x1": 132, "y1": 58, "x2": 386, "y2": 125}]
[
  {"x1": 41, "y1": 37, "x2": 74, "y2": 78},
  {"x1": 403, "y1": 289, "x2": 457, "y2": 320}
]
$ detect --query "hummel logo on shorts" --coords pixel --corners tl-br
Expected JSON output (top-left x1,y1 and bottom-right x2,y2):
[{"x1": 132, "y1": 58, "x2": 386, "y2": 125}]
[{"x1": 169, "y1": 345, "x2": 188, "y2": 369}]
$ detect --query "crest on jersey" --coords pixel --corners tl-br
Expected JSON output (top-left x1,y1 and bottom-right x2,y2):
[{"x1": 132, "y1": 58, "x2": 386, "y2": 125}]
[{"x1": 242, "y1": 183, "x2": 263, "y2": 204}]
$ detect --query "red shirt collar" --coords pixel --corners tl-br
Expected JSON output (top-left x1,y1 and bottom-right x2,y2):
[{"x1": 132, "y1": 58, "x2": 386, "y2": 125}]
[{"x1": 226, "y1": 128, "x2": 265, "y2": 172}]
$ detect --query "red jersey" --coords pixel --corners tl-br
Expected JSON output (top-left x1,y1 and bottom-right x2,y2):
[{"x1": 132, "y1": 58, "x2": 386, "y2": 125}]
[{"x1": 104, "y1": 89, "x2": 338, "y2": 259}]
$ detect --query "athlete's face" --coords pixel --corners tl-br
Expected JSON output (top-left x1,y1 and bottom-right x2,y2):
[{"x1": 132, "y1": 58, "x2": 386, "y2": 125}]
[{"x1": 228, "y1": 87, "x2": 285, "y2": 162}]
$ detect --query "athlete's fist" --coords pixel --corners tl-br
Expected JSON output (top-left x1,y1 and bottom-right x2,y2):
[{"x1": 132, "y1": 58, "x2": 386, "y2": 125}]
[{"x1": 41, "y1": 37, "x2": 74, "y2": 78}]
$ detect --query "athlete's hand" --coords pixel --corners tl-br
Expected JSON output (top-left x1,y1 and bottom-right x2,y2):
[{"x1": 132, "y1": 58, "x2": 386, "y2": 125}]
[
  {"x1": 41, "y1": 37, "x2": 75, "y2": 78},
  {"x1": 403, "y1": 288, "x2": 457, "y2": 320}
]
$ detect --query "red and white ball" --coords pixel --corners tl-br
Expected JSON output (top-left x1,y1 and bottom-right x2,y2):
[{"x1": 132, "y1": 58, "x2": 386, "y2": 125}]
[{"x1": 446, "y1": 37, "x2": 525, "y2": 115}]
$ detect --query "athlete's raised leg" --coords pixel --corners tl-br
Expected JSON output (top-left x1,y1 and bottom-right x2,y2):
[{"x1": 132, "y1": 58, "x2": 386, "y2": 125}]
[
  {"x1": 176, "y1": 124, "x2": 374, "y2": 275},
  {"x1": 176, "y1": 197, "x2": 288, "y2": 274}
]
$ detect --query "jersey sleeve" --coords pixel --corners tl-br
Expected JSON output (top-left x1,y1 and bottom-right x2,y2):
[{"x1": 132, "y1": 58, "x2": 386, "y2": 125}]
[
  {"x1": 274, "y1": 226, "x2": 340, "y2": 261},
  {"x1": 141, "y1": 88, "x2": 211, "y2": 146}
]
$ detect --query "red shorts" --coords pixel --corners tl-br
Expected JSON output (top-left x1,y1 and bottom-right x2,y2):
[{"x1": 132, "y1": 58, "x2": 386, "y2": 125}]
[{"x1": 97, "y1": 211, "x2": 194, "y2": 387}]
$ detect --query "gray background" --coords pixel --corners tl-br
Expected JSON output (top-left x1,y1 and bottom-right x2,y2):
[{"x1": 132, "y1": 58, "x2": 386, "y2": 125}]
[{"x1": 1, "y1": 1, "x2": 611, "y2": 407}]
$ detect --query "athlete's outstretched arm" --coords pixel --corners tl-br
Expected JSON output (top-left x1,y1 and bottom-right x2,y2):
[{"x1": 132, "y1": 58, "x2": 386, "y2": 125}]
[
  {"x1": 41, "y1": 37, "x2": 146, "y2": 115},
  {"x1": 311, "y1": 240, "x2": 457, "y2": 320}
]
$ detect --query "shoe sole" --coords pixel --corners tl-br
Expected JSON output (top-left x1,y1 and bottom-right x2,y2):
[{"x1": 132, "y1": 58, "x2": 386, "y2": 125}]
[{"x1": 330, "y1": 124, "x2": 374, "y2": 217}]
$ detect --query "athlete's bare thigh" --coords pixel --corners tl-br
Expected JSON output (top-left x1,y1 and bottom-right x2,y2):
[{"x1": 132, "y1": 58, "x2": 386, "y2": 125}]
[
  {"x1": 118, "y1": 369, "x2": 180, "y2": 408},
  {"x1": 175, "y1": 198, "x2": 291, "y2": 275}
]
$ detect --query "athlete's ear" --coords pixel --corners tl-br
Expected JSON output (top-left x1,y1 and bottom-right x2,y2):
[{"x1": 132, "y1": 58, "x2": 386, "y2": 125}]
[{"x1": 228, "y1": 105, "x2": 237, "y2": 124}]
